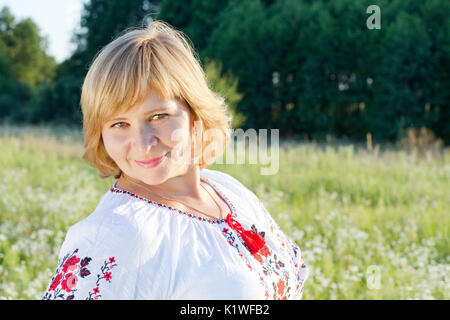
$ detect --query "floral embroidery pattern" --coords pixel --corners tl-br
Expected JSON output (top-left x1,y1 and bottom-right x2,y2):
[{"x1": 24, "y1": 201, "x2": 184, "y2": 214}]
[
  {"x1": 43, "y1": 249, "x2": 92, "y2": 300},
  {"x1": 43, "y1": 249, "x2": 117, "y2": 300},
  {"x1": 221, "y1": 220, "x2": 307, "y2": 300},
  {"x1": 86, "y1": 256, "x2": 118, "y2": 300},
  {"x1": 221, "y1": 227, "x2": 243, "y2": 253}
]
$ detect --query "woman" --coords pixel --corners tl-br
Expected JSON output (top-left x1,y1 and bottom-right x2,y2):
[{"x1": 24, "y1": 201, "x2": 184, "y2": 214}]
[{"x1": 42, "y1": 21, "x2": 309, "y2": 300}]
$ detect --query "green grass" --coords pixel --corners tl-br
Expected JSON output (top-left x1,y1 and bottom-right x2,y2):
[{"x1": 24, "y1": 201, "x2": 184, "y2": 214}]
[{"x1": 0, "y1": 125, "x2": 448, "y2": 299}]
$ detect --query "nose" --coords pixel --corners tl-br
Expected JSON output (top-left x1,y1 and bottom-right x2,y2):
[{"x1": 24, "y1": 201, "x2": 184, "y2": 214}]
[{"x1": 132, "y1": 124, "x2": 158, "y2": 154}]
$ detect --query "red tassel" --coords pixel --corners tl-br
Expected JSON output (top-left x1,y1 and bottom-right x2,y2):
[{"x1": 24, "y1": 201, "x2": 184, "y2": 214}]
[{"x1": 226, "y1": 213, "x2": 266, "y2": 255}]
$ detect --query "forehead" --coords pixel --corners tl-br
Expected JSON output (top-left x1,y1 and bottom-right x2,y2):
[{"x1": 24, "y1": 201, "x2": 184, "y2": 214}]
[{"x1": 113, "y1": 88, "x2": 189, "y2": 117}]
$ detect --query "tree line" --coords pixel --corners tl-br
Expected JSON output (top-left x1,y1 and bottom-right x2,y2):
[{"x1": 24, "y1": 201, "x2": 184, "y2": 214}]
[{"x1": 0, "y1": 0, "x2": 449, "y2": 145}]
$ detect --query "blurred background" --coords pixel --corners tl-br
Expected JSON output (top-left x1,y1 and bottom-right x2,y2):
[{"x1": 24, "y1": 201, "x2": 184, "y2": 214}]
[{"x1": 0, "y1": 0, "x2": 448, "y2": 300}]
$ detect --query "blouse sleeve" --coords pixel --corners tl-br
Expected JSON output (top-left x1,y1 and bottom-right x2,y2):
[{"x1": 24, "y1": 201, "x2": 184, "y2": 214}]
[
  {"x1": 42, "y1": 216, "x2": 141, "y2": 300},
  {"x1": 256, "y1": 197, "x2": 309, "y2": 299}
]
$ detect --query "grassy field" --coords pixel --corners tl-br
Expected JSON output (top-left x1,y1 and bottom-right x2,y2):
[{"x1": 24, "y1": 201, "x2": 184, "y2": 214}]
[{"x1": 0, "y1": 124, "x2": 448, "y2": 300}]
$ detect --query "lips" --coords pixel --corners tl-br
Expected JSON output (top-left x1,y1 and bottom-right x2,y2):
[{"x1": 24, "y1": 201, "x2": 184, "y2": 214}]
[
  {"x1": 137, "y1": 155, "x2": 164, "y2": 163},
  {"x1": 135, "y1": 153, "x2": 167, "y2": 168}
]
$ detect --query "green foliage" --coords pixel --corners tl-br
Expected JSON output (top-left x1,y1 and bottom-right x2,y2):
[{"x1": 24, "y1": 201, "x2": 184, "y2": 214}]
[
  {"x1": 0, "y1": 7, "x2": 57, "y2": 88},
  {"x1": 69, "y1": 0, "x2": 160, "y2": 78},
  {"x1": 157, "y1": 0, "x2": 229, "y2": 58},
  {"x1": 0, "y1": 6, "x2": 56, "y2": 123},
  {"x1": 204, "y1": 0, "x2": 271, "y2": 130},
  {"x1": 0, "y1": 49, "x2": 31, "y2": 122},
  {"x1": 28, "y1": 75, "x2": 84, "y2": 125},
  {"x1": 203, "y1": 58, "x2": 246, "y2": 128},
  {"x1": 158, "y1": 0, "x2": 449, "y2": 144},
  {"x1": 367, "y1": 1, "x2": 448, "y2": 142}
]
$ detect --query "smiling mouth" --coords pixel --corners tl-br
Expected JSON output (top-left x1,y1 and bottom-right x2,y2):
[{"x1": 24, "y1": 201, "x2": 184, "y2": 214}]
[
  {"x1": 137, "y1": 155, "x2": 165, "y2": 163},
  {"x1": 135, "y1": 153, "x2": 168, "y2": 168}
]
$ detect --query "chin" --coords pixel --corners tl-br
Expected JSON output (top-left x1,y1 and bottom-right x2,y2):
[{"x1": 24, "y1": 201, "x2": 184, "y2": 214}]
[{"x1": 137, "y1": 169, "x2": 170, "y2": 184}]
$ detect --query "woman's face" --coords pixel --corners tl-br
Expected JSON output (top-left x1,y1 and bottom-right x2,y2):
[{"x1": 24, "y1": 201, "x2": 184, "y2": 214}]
[{"x1": 101, "y1": 88, "x2": 198, "y2": 185}]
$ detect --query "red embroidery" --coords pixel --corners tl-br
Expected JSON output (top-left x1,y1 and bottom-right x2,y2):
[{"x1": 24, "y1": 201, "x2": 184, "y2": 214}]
[
  {"x1": 87, "y1": 257, "x2": 117, "y2": 300},
  {"x1": 62, "y1": 256, "x2": 80, "y2": 273},
  {"x1": 42, "y1": 249, "x2": 118, "y2": 300},
  {"x1": 277, "y1": 278, "x2": 285, "y2": 296},
  {"x1": 259, "y1": 245, "x2": 271, "y2": 258},
  {"x1": 62, "y1": 273, "x2": 78, "y2": 292},
  {"x1": 253, "y1": 252, "x2": 264, "y2": 265},
  {"x1": 49, "y1": 273, "x2": 63, "y2": 291},
  {"x1": 103, "y1": 271, "x2": 112, "y2": 281},
  {"x1": 43, "y1": 249, "x2": 92, "y2": 300}
]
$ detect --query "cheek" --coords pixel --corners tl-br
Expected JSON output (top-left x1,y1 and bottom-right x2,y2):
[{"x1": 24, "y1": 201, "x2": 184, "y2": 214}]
[
  {"x1": 102, "y1": 132, "x2": 128, "y2": 161},
  {"x1": 161, "y1": 120, "x2": 191, "y2": 149}
]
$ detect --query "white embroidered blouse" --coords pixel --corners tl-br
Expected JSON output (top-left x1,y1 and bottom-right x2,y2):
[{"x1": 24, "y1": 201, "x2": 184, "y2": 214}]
[{"x1": 42, "y1": 168, "x2": 309, "y2": 300}]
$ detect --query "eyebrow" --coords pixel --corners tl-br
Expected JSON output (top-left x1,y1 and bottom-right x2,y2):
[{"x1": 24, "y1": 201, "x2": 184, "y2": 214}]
[{"x1": 108, "y1": 106, "x2": 170, "y2": 122}]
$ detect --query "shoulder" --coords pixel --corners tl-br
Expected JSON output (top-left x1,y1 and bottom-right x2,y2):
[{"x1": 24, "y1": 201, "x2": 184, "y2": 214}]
[
  {"x1": 201, "y1": 168, "x2": 251, "y2": 193},
  {"x1": 62, "y1": 186, "x2": 145, "y2": 252},
  {"x1": 201, "y1": 168, "x2": 280, "y2": 229},
  {"x1": 63, "y1": 212, "x2": 141, "y2": 256},
  {"x1": 201, "y1": 168, "x2": 268, "y2": 225},
  {"x1": 42, "y1": 191, "x2": 149, "y2": 300},
  {"x1": 201, "y1": 168, "x2": 260, "y2": 203}
]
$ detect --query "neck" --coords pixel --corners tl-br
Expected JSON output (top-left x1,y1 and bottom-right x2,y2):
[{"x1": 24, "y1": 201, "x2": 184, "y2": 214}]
[{"x1": 119, "y1": 166, "x2": 205, "y2": 202}]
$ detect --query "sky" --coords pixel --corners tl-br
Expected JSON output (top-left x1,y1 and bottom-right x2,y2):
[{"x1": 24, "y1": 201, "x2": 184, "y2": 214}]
[{"x1": 1, "y1": 0, "x2": 88, "y2": 63}]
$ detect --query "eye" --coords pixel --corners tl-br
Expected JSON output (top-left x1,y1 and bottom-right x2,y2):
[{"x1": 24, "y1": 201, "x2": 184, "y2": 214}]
[
  {"x1": 152, "y1": 113, "x2": 169, "y2": 120},
  {"x1": 110, "y1": 114, "x2": 168, "y2": 128},
  {"x1": 111, "y1": 122, "x2": 127, "y2": 128}
]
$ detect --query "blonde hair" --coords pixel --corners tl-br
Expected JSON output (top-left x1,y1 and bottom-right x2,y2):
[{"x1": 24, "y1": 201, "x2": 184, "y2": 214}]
[{"x1": 80, "y1": 20, "x2": 233, "y2": 179}]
